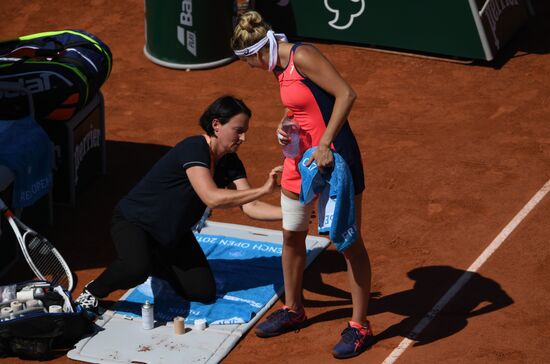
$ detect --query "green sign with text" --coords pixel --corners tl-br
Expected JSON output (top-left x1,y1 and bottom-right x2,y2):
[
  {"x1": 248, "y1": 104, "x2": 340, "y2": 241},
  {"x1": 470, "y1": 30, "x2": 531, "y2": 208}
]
[{"x1": 256, "y1": 0, "x2": 532, "y2": 60}]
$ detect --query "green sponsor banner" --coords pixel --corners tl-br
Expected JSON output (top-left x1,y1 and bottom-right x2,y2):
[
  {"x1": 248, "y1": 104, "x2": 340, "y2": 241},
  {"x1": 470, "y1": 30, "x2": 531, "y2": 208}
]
[
  {"x1": 256, "y1": 0, "x2": 531, "y2": 60},
  {"x1": 144, "y1": 0, "x2": 235, "y2": 69}
]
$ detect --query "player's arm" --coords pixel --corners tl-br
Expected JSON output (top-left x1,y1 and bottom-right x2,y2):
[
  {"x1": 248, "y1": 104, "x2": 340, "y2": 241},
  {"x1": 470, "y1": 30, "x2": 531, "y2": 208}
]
[
  {"x1": 186, "y1": 165, "x2": 279, "y2": 209},
  {"x1": 232, "y1": 176, "x2": 282, "y2": 220},
  {"x1": 293, "y1": 45, "x2": 356, "y2": 170}
]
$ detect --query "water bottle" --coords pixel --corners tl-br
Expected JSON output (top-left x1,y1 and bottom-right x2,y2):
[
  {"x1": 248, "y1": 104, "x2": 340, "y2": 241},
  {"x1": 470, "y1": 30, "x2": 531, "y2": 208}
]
[{"x1": 281, "y1": 111, "x2": 300, "y2": 158}]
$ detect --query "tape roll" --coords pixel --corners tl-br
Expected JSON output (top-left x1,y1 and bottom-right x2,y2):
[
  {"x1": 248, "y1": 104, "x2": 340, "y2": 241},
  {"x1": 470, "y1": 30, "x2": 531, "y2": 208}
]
[
  {"x1": 10, "y1": 301, "x2": 23, "y2": 312},
  {"x1": 26, "y1": 299, "x2": 42, "y2": 308},
  {"x1": 174, "y1": 316, "x2": 185, "y2": 335},
  {"x1": 1, "y1": 307, "x2": 12, "y2": 315},
  {"x1": 16, "y1": 290, "x2": 34, "y2": 301},
  {"x1": 48, "y1": 305, "x2": 63, "y2": 313},
  {"x1": 194, "y1": 318, "x2": 207, "y2": 331}
]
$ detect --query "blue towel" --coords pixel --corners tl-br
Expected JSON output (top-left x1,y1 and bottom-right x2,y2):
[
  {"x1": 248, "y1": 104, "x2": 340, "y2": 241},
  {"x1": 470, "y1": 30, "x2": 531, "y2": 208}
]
[
  {"x1": 298, "y1": 147, "x2": 358, "y2": 252},
  {"x1": 114, "y1": 234, "x2": 287, "y2": 325},
  {"x1": 0, "y1": 117, "x2": 53, "y2": 208}
]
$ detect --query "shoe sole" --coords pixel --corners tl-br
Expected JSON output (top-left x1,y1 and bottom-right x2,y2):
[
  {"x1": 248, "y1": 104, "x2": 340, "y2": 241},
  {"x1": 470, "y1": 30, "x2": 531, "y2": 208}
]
[{"x1": 332, "y1": 337, "x2": 376, "y2": 359}]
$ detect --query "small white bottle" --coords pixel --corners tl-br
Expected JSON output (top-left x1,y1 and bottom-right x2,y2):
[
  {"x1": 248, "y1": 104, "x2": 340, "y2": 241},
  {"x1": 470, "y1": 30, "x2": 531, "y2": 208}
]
[
  {"x1": 141, "y1": 300, "x2": 154, "y2": 330},
  {"x1": 281, "y1": 111, "x2": 300, "y2": 158}
]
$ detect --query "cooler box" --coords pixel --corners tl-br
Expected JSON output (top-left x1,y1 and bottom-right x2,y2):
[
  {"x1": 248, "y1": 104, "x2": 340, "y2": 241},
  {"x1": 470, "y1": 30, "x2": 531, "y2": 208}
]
[{"x1": 40, "y1": 92, "x2": 106, "y2": 207}]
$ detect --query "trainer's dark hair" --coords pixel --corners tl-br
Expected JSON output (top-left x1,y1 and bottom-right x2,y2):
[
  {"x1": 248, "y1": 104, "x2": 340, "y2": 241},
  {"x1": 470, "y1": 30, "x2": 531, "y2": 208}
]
[{"x1": 199, "y1": 95, "x2": 252, "y2": 136}]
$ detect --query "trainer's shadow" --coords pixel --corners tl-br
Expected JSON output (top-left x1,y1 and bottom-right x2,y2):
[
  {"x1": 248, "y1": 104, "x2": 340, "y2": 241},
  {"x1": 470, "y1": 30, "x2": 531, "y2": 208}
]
[
  {"x1": 0, "y1": 140, "x2": 171, "y2": 286},
  {"x1": 48, "y1": 140, "x2": 171, "y2": 271},
  {"x1": 370, "y1": 265, "x2": 513, "y2": 346}
]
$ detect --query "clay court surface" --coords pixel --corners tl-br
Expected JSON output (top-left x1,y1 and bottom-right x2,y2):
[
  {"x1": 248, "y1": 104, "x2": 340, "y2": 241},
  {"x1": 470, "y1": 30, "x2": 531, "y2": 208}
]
[{"x1": 1, "y1": 1, "x2": 550, "y2": 363}]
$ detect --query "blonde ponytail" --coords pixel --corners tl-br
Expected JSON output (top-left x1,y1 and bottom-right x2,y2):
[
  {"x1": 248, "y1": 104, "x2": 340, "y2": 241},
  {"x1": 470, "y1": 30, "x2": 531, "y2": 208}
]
[{"x1": 231, "y1": 11, "x2": 272, "y2": 51}]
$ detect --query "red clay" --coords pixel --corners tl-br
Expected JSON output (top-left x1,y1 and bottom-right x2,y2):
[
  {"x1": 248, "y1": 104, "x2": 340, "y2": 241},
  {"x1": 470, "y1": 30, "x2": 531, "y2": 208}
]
[{"x1": 1, "y1": 1, "x2": 550, "y2": 363}]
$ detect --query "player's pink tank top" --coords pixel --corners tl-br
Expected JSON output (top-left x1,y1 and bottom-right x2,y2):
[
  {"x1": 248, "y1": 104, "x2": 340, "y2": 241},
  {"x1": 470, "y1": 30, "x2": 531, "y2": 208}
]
[{"x1": 277, "y1": 44, "x2": 328, "y2": 194}]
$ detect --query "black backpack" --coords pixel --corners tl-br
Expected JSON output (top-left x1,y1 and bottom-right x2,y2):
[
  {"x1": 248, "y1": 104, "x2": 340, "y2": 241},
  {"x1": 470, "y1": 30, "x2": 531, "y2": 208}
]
[
  {"x1": 0, "y1": 29, "x2": 112, "y2": 121},
  {"x1": 0, "y1": 281, "x2": 94, "y2": 360}
]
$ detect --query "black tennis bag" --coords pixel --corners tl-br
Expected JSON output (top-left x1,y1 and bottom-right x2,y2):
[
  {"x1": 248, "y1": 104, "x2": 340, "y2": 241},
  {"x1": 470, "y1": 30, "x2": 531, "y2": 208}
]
[
  {"x1": 0, "y1": 30, "x2": 112, "y2": 121},
  {"x1": 0, "y1": 281, "x2": 94, "y2": 360}
]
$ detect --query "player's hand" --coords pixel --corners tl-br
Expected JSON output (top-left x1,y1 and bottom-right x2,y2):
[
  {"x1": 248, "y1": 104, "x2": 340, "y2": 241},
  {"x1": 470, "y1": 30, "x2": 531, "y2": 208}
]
[
  {"x1": 307, "y1": 145, "x2": 334, "y2": 173},
  {"x1": 276, "y1": 126, "x2": 289, "y2": 146}
]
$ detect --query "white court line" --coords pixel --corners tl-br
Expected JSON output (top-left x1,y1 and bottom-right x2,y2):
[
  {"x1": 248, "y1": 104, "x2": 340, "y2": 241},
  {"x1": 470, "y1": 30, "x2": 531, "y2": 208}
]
[{"x1": 382, "y1": 178, "x2": 550, "y2": 364}]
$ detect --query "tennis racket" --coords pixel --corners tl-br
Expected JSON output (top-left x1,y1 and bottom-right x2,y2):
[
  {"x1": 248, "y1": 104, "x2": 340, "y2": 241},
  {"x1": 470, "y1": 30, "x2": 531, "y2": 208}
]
[{"x1": 0, "y1": 197, "x2": 74, "y2": 291}]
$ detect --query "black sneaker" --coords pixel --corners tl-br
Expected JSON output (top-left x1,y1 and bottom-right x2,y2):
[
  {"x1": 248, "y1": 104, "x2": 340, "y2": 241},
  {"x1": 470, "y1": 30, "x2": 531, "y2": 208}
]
[{"x1": 255, "y1": 306, "x2": 307, "y2": 338}]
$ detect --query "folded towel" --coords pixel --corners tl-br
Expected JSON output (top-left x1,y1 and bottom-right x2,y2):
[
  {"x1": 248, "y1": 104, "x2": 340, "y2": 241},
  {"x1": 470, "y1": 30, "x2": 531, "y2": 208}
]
[
  {"x1": 0, "y1": 116, "x2": 53, "y2": 208},
  {"x1": 298, "y1": 147, "x2": 358, "y2": 252}
]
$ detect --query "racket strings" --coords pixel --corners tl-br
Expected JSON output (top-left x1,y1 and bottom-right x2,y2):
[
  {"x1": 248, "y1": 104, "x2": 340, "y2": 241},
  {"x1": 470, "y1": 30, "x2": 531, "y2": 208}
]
[{"x1": 26, "y1": 234, "x2": 71, "y2": 289}]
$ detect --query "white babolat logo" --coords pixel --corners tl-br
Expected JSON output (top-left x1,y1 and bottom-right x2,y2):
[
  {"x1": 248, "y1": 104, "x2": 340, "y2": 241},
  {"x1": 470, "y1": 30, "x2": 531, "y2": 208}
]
[
  {"x1": 0, "y1": 73, "x2": 54, "y2": 98},
  {"x1": 177, "y1": 0, "x2": 197, "y2": 56}
]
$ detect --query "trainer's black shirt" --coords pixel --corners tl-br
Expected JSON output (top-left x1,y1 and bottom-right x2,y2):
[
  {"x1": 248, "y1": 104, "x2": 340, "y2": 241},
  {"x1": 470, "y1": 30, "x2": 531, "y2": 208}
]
[{"x1": 118, "y1": 135, "x2": 246, "y2": 247}]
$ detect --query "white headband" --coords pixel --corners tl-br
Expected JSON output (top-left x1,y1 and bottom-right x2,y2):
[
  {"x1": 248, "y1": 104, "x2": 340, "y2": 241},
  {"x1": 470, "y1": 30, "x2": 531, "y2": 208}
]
[{"x1": 233, "y1": 30, "x2": 288, "y2": 71}]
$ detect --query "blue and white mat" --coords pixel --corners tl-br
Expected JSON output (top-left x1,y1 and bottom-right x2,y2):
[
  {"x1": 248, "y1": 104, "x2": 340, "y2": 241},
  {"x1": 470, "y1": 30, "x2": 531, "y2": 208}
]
[
  {"x1": 67, "y1": 221, "x2": 329, "y2": 364},
  {"x1": 114, "y1": 233, "x2": 286, "y2": 325}
]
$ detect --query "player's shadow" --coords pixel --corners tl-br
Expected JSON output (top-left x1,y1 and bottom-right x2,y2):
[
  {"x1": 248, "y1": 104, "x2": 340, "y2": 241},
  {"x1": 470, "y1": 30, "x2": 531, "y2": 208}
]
[
  {"x1": 302, "y1": 264, "x2": 513, "y2": 345},
  {"x1": 301, "y1": 249, "x2": 353, "y2": 310},
  {"x1": 369, "y1": 265, "x2": 514, "y2": 346}
]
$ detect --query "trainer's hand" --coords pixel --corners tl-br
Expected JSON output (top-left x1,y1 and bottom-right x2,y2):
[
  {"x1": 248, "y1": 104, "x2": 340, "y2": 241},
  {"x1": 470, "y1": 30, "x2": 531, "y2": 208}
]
[
  {"x1": 263, "y1": 165, "x2": 283, "y2": 194},
  {"x1": 307, "y1": 145, "x2": 334, "y2": 173}
]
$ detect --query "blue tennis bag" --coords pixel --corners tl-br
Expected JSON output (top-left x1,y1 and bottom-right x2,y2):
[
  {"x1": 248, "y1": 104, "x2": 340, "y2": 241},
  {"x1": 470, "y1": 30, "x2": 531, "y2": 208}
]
[
  {"x1": 0, "y1": 281, "x2": 93, "y2": 360},
  {"x1": 0, "y1": 30, "x2": 112, "y2": 121}
]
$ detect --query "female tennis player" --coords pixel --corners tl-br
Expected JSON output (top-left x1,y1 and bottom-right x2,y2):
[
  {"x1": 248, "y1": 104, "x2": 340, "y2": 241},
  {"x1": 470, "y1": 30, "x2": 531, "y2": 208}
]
[
  {"x1": 231, "y1": 11, "x2": 374, "y2": 359},
  {"x1": 76, "y1": 95, "x2": 282, "y2": 311}
]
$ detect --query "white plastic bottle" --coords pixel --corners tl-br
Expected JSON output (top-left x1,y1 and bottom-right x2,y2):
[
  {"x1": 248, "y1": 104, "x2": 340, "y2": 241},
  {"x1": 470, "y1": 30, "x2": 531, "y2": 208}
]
[
  {"x1": 142, "y1": 300, "x2": 154, "y2": 330},
  {"x1": 281, "y1": 111, "x2": 300, "y2": 158}
]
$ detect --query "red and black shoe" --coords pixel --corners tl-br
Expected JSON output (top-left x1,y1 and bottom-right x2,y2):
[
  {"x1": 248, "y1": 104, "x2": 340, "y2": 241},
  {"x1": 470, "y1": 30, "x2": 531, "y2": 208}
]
[
  {"x1": 332, "y1": 321, "x2": 375, "y2": 359},
  {"x1": 255, "y1": 306, "x2": 307, "y2": 338}
]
